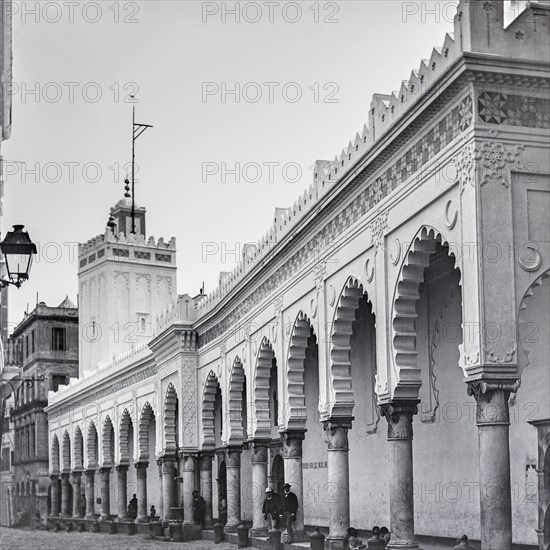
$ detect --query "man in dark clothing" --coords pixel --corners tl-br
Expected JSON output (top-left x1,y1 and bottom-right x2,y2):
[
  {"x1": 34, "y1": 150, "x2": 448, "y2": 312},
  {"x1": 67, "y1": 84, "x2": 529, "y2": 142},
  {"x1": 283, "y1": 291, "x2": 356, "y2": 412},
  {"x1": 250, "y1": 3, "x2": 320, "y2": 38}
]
[
  {"x1": 262, "y1": 487, "x2": 283, "y2": 530},
  {"x1": 192, "y1": 490, "x2": 206, "y2": 527},
  {"x1": 128, "y1": 494, "x2": 138, "y2": 521},
  {"x1": 282, "y1": 483, "x2": 298, "y2": 542}
]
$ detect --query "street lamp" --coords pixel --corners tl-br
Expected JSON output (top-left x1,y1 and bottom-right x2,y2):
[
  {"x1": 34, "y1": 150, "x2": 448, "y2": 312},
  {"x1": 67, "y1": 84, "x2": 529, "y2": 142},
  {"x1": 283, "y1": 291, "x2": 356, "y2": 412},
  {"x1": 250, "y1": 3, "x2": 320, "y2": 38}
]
[{"x1": 0, "y1": 225, "x2": 37, "y2": 289}]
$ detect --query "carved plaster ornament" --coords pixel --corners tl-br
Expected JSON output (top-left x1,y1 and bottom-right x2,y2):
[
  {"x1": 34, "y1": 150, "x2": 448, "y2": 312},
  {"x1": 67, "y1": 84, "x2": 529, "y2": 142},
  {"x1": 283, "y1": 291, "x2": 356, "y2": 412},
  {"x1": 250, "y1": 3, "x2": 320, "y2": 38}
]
[
  {"x1": 389, "y1": 238, "x2": 401, "y2": 266},
  {"x1": 444, "y1": 200, "x2": 458, "y2": 230}
]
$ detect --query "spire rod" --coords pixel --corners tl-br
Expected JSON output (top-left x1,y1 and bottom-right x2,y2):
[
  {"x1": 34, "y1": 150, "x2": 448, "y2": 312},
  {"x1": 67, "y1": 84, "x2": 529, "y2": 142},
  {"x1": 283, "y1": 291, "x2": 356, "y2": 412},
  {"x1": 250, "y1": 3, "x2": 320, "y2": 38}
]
[{"x1": 130, "y1": 100, "x2": 153, "y2": 234}]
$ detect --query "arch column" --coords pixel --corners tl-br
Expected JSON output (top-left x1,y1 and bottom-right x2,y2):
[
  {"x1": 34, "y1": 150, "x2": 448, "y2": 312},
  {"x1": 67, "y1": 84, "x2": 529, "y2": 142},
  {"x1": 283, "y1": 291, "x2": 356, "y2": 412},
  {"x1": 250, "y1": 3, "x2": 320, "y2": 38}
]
[
  {"x1": 161, "y1": 456, "x2": 177, "y2": 520},
  {"x1": 468, "y1": 381, "x2": 516, "y2": 550},
  {"x1": 116, "y1": 465, "x2": 129, "y2": 520},
  {"x1": 98, "y1": 467, "x2": 112, "y2": 520},
  {"x1": 84, "y1": 470, "x2": 95, "y2": 518},
  {"x1": 199, "y1": 452, "x2": 214, "y2": 528},
  {"x1": 60, "y1": 473, "x2": 71, "y2": 517},
  {"x1": 49, "y1": 475, "x2": 59, "y2": 517},
  {"x1": 280, "y1": 430, "x2": 307, "y2": 541},
  {"x1": 380, "y1": 401, "x2": 420, "y2": 550},
  {"x1": 250, "y1": 441, "x2": 269, "y2": 537},
  {"x1": 323, "y1": 418, "x2": 353, "y2": 549},
  {"x1": 528, "y1": 418, "x2": 550, "y2": 550},
  {"x1": 135, "y1": 462, "x2": 148, "y2": 522},
  {"x1": 181, "y1": 452, "x2": 197, "y2": 525},
  {"x1": 71, "y1": 471, "x2": 83, "y2": 518},
  {"x1": 225, "y1": 446, "x2": 242, "y2": 533}
]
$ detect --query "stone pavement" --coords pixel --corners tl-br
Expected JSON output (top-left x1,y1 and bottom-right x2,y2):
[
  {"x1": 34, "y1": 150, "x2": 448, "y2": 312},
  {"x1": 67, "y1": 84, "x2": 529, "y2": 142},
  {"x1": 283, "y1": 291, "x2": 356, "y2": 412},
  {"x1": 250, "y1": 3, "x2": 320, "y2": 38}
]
[
  {"x1": 0, "y1": 527, "x2": 248, "y2": 550},
  {"x1": 0, "y1": 527, "x2": 468, "y2": 550}
]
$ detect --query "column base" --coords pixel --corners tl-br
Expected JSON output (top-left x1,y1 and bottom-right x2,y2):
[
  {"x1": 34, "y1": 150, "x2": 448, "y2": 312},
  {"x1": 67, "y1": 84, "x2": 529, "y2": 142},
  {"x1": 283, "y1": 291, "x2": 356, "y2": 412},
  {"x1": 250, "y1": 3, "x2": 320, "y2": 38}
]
[
  {"x1": 136, "y1": 515, "x2": 149, "y2": 523},
  {"x1": 100, "y1": 514, "x2": 112, "y2": 522},
  {"x1": 117, "y1": 515, "x2": 129, "y2": 522},
  {"x1": 387, "y1": 542, "x2": 421, "y2": 550},
  {"x1": 224, "y1": 524, "x2": 239, "y2": 534},
  {"x1": 250, "y1": 527, "x2": 269, "y2": 538},
  {"x1": 283, "y1": 530, "x2": 309, "y2": 543}
]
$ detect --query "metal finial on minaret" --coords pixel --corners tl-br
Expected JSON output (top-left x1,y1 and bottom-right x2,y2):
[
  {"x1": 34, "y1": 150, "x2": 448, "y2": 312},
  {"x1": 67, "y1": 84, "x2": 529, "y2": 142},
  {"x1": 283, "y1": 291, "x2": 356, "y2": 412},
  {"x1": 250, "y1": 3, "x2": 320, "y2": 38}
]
[{"x1": 130, "y1": 100, "x2": 153, "y2": 235}]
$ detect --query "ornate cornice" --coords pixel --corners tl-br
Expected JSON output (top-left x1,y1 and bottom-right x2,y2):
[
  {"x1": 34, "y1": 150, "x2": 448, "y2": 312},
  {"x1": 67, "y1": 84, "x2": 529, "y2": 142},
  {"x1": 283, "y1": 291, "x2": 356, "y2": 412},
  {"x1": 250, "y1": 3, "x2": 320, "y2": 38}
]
[{"x1": 198, "y1": 85, "x2": 474, "y2": 348}]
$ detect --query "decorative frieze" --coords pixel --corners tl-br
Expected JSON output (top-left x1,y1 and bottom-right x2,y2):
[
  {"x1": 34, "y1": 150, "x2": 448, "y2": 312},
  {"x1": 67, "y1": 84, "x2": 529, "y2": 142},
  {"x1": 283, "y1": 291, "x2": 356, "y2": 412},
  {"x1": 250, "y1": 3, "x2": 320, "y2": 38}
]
[
  {"x1": 477, "y1": 90, "x2": 550, "y2": 128},
  {"x1": 199, "y1": 94, "x2": 474, "y2": 347}
]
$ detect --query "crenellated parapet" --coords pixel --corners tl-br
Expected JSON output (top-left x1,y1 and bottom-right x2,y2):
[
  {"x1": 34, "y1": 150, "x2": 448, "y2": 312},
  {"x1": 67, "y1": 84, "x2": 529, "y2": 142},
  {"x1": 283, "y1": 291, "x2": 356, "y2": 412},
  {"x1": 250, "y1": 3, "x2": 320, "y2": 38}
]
[
  {"x1": 78, "y1": 227, "x2": 176, "y2": 272},
  {"x1": 197, "y1": 0, "x2": 549, "y2": 318}
]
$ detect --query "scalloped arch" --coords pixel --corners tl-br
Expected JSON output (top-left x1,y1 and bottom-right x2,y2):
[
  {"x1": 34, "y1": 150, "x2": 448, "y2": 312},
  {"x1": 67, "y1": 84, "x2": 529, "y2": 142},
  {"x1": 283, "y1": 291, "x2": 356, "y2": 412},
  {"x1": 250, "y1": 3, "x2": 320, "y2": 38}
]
[
  {"x1": 51, "y1": 434, "x2": 60, "y2": 473},
  {"x1": 286, "y1": 311, "x2": 316, "y2": 430},
  {"x1": 163, "y1": 383, "x2": 178, "y2": 455},
  {"x1": 73, "y1": 426, "x2": 84, "y2": 471},
  {"x1": 329, "y1": 277, "x2": 374, "y2": 417},
  {"x1": 86, "y1": 422, "x2": 98, "y2": 468},
  {"x1": 517, "y1": 268, "x2": 550, "y2": 378},
  {"x1": 119, "y1": 409, "x2": 133, "y2": 465},
  {"x1": 253, "y1": 338, "x2": 275, "y2": 439},
  {"x1": 74, "y1": 426, "x2": 84, "y2": 471},
  {"x1": 102, "y1": 416, "x2": 114, "y2": 467},
  {"x1": 62, "y1": 430, "x2": 71, "y2": 472},
  {"x1": 228, "y1": 357, "x2": 246, "y2": 444},
  {"x1": 202, "y1": 371, "x2": 220, "y2": 450},
  {"x1": 392, "y1": 226, "x2": 459, "y2": 399},
  {"x1": 138, "y1": 402, "x2": 155, "y2": 462}
]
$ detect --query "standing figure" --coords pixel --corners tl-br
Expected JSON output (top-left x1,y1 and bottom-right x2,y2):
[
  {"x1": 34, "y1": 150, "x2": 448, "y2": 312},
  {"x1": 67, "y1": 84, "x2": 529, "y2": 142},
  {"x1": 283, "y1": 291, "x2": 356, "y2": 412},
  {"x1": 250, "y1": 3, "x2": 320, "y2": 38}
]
[
  {"x1": 218, "y1": 494, "x2": 227, "y2": 525},
  {"x1": 192, "y1": 490, "x2": 206, "y2": 527},
  {"x1": 128, "y1": 493, "x2": 138, "y2": 521},
  {"x1": 149, "y1": 505, "x2": 157, "y2": 520},
  {"x1": 282, "y1": 483, "x2": 298, "y2": 542},
  {"x1": 262, "y1": 487, "x2": 283, "y2": 530}
]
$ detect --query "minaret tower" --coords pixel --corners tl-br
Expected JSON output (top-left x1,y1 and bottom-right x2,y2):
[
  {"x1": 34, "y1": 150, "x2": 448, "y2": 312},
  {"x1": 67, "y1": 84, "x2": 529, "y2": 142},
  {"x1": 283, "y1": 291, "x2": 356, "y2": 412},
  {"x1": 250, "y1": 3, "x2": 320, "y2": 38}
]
[{"x1": 78, "y1": 184, "x2": 176, "y2": 376}]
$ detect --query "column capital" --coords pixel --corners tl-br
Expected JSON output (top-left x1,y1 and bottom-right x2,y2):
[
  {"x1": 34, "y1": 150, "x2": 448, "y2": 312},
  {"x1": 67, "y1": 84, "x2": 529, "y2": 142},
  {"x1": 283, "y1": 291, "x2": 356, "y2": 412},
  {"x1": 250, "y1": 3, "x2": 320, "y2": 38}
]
[
  {"x1": 181, "y1": 454, "x2": 197, "y2": 471},
  {"x1": 380, "y1": 400, "x2": 419, "y2": 440},
  {"x1": 280, "y1": 429, "x2": 306, "y2": 458},
  {"x1": 178, "y1": 449, "x2": 198, "y2": 459},
  {"x1": 199, "y1": 452, "x2": 214, "y2": 471},
  {"x1": 467, "y1": 380, "x2": 518, "y2": 426},
  {"x1": 116, "y1": 464, "x2": 129, "y2": 472},
  {"x1": 250, "y1": 440, "x2": 270, "y2": 463},
  {"x1": 60, "y1": 471, "x2": 71, "y2": 479},
  {"x1": 226, "y1": 446, "x2": 242, "y2": 468},
  {"x1": 135, "y1": 461, "x2": 149, "y2": 470},
  {"x1": 71, "y1": 470, "x2": 82, "y2": 480},
  {"x1": 50, "y1": 473, "x2": 59, "y2": 481},
  {"x1": 97, "y1": 466, "x2": 112, "y2": 474},
  {"x1": 160, "y1": 459, "x2": 175, "y2": 474},
  {"x1": 322, "y1": 417, "x2": 354, "y2": 451}
]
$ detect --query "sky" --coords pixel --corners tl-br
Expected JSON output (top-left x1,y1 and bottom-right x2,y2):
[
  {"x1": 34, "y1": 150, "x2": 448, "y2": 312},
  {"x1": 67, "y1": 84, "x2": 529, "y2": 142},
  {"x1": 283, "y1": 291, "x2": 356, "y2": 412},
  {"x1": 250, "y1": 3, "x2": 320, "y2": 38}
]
[{"x1": 3, "y1": 0, "x2": 456, "y2": 330}]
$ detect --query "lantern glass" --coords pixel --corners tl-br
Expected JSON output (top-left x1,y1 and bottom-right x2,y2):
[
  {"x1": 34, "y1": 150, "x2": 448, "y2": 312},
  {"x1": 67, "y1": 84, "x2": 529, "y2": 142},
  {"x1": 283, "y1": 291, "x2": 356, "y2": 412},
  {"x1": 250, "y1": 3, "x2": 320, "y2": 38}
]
[{"x1": 0, "y1": 225, "x2": 37, "y2": 287}]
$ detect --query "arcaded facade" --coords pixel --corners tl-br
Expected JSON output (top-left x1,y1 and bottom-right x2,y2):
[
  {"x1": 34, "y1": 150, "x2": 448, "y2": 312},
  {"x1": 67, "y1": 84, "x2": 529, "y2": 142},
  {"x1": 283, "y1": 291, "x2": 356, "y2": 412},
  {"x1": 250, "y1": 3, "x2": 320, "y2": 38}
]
[{"x1": 46, "y1": 3, "x2": 550, "y2": 549}]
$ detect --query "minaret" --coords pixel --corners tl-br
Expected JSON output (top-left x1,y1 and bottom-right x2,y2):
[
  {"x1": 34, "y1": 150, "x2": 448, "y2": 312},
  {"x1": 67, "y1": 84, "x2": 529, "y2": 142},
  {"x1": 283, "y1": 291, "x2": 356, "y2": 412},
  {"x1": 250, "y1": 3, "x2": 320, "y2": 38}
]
[{"x1": 78, "y1": 189, "x2": 176, "y2": 377}]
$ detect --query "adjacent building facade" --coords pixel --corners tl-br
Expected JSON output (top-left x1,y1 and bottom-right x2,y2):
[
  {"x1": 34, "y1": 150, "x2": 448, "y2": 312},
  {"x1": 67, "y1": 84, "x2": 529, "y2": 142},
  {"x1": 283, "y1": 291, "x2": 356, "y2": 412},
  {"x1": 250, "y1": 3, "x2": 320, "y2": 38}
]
[
  {"x1": 46, "y1": 3, "x2": 550, "y2": 549},
  {"x1": 8, "y1": 299, "x2": 78, "y2": 520}
]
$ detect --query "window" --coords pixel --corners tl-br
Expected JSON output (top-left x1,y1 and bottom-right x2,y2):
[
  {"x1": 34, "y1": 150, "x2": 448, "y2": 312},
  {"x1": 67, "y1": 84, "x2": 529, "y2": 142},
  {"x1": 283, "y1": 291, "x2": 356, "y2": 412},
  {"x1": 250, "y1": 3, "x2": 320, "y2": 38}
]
[
  {"x1": 32, "y1": 331, "x2": 35, "y2": 353},
  {"x1": 25, "y1": 335, "x2": 29, "y2": 358},
  {"x1": 1, "y1": 447, "x2": 10, "y2": 471},
  {"x1": 52, "y1": 327, "x2": 66, "y2": 351},
  {"x1": 52, "y1": 374, "x2": 68, "y2": 392}
]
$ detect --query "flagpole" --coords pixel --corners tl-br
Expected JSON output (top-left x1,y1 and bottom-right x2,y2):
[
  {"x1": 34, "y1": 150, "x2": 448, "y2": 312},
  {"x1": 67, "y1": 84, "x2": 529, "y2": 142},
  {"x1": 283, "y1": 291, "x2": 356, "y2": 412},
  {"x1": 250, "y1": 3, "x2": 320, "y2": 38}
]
[
  {"x1": 129, "y1": 101, "x2": 153, "y2": 235},
  {"x1": 131, "y1": 104, "x2": 136, "y2": 234}
]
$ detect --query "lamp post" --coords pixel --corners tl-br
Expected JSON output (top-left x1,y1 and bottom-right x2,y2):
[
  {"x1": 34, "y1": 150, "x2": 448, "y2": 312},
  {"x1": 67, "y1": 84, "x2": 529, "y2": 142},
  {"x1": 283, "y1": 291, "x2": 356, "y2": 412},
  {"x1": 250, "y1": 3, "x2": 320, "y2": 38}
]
[{"x1": 0, "y1": 225, "x2": 37, "y2": 289}]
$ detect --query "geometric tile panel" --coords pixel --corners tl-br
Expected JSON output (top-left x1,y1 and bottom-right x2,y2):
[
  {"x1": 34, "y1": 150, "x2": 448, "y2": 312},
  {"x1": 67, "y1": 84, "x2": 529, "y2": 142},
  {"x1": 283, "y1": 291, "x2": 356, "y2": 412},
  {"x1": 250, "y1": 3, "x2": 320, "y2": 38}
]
[{"x1": 478, "y1": 91, "x2": 550, "y2": 128}]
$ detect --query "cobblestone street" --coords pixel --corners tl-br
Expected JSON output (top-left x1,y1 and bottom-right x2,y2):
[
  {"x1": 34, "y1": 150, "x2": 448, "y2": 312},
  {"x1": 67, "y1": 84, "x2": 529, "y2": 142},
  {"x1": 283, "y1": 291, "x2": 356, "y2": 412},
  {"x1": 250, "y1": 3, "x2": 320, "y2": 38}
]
[{"x1": 0, "y1": 527, "x2": 248, "y2": 550}]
